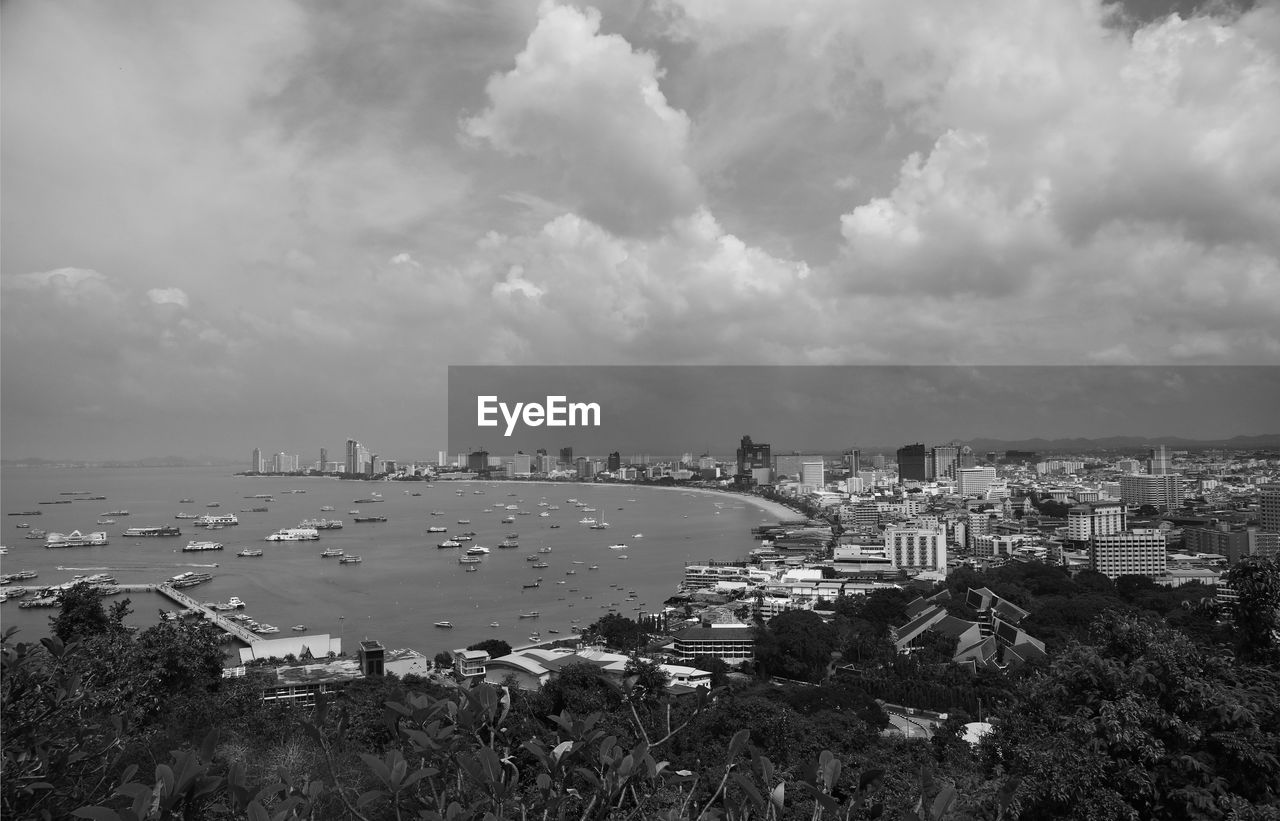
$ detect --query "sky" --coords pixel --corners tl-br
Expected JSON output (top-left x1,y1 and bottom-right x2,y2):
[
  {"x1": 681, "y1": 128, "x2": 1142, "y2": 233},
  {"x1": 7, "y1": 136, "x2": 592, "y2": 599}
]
[{"x1": 2, "y1": 0, "x2": 1279, "y2": 461}]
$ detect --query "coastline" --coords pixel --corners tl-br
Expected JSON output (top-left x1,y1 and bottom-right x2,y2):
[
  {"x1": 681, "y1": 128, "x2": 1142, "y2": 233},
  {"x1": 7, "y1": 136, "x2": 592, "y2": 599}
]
[{"x1": 438, "y1": 477, "x2": 803, "y2": 523}]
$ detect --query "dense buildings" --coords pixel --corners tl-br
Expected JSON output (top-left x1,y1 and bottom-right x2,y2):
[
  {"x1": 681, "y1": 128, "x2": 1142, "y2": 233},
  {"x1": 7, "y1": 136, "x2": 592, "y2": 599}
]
[
  {"x1": 956, "y1": 467, "x2": 997, "y2": 498},
  {"x1": 1261, "y1": 484, "x2": 1280, "y2": 532},
  {"x1": 897, "y1": 444, "x2": 929, "y2": 482}
]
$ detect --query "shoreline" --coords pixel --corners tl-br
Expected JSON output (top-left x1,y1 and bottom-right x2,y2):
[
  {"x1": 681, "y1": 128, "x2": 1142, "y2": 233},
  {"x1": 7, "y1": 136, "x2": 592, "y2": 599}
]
[{"x1": 438, "y1": 477, "x2": 803, "y2": 523}]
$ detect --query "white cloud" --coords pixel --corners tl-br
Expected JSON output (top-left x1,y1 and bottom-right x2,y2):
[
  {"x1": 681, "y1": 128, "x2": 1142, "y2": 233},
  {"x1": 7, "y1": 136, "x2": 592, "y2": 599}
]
[
  {"x1": 464, "y1": 2, "x2": 701, "y2": 235},
  {"x1": 147, "y1": 287, "x2": 190, "y2": 308}
]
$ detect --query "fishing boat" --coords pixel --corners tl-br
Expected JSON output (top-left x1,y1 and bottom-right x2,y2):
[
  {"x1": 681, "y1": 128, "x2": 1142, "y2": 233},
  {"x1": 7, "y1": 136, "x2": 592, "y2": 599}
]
[
  {"x1": 321, "y1": 548, "x2": 345, "y2": 558},
  {"x1": 339, "y1": 555, "x2": 363, "y2": 564},
  {"x1": 237, "y1": 548, "x2": 264, "y2": 557},
  {"x1": 522, "y1": 579, "x2": 541, "y2": 588},
  {"x1": 434, "y1": 621, "x2": 453, "y2": 628}
]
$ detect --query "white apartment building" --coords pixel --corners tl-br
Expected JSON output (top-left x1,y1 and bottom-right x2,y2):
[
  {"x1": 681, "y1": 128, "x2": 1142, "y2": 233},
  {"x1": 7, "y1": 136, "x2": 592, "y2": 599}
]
[
  {"x1": 956, "y1": 467, "x2": 997, "y2": 498},
  {"x1": 1066, "y1": 502, "x2": 1127, "y2": 542},
  {"x1": 1090, "y1": 529, "x2": 1167, "y2": 579},
  {"x1": 885, "y1": 526, "x2": 947, "y2": 572},
  {"x1": 1119, "y1": 474, "x2": 1184, "y2": 510}
]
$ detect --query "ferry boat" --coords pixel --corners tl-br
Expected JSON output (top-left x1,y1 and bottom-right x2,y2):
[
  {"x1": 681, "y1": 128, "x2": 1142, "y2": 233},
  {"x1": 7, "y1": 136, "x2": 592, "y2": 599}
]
[
  {"x1": 266, "y1": 528, "x2": 319, "y2": 541},
  {"x1": 194, "y1": 514, "x2": 239, "y2": 528},
  {"x1": 299, "y1": 518, "x2": 344, "y2": 529},
  {"x1": 608, "y1": 544, "x2": 628, "y2": 550},
  {"x1": 427, "y1": 526, "x2": 448, "y2": 533},
  {"x1": 438, "y1": 540, "x2": 461, "y2": 548},
  {"x1": 434, "y1": 621, "x2": 453, "y2": 628},
  {"x1": 353, "y1": 515, "x2": 387, "y2": 523},
  {"x1": 183, "y1": 540, "x2": 224, "y2": 552},
  {"x1": 45, "y1": 530, "x2": 109, "y2": 548},
  {"x1": 321, "y1": 548, "x2": 345, "y2": 558},
  {"x1": 465, "y1": 546, "x2": 490, "y2": 555},
  {"x1": 101, "y1": 510, "x2": 129, "y2": 516},
  {"x1": 125, "y1": 525, "x2": 181, "y2": 537},
  {"x1": 498, "y1": 539, "x2": 519, "y2": 548},
  {"x1": 339, "y1": 555, "x2": 363, "y2": 564},
  {"x1": 459, "y1": 555, "x2": 482, "y2": 564},
  {"x1": 532, "y1": 562, "x2": 549, "y2": 569},
  {"x1": 175, "y1": 512, "x2": 199, "y2": 519},
  {"x1": 237, "y1": 548, "x2": 264, "y2": 557},
  {"x1": 167, "y1": 571, "x2": 213, "y2": 589}
]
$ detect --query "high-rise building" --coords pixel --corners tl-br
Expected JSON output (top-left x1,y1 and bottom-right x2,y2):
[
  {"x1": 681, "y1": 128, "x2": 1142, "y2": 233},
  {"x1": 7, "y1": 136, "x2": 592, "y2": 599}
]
[
  {"x1": 1259, "y1": 484, "x2": 1280, "y2": 532},
  {"x1": 872, "y1": 454, "x2": 885, "y2": 470},
  {"x1": 884, "y1": 526, "x2": 947, "y2": 571},
  {"x1": 1147, "y1": 445, "x2": 1172, "y2": 476},
  {"x1": 844, "y1": 448, "x2": 862, "y2": 473},
  {"x1": 467, "y1": 450, "x2": 489, "y2": 473},
  {"x1": 956, "y1": 467, "x2": 997, "y2": 498},
  {"x1": 252, "y1": 448, "x2": 261, "y2": 473},
  {"x1": 1119, "y1": 474, "x2": 1184, "y2": 510},
  {"x1": 607, "y1": 452, "x2": 622, "y2": 472},
  {"x1": 958, "y1": 446, "x2": 976, "y2": 470},
  {"x1": 559, "y1": 447, "x2": 574, "y2": 466},
  {"x1": 1067, "y1": 502, "x2": 1127, "y2": 543},
  {"x1": 319, "y1": 448, "x2": 327, "y2": 473},
  {"x1": 801, "y1": 460, "x2": 825, "y2": 493},
  {"x1": 931, "y1": 445, "x2": 959, "y2": 480},
  {"x1": 1090, "y1": 529, "x2": 1167, "y2": 579},
  {"x1": 736, "y1": 435, "x2": 772, "y2": 486},
  {"x1": 897, "y1": 444, "x2": 930, "y2": 482},
  {"x1": 512, "y1": 452, "x2": 533, "y2": 475}
]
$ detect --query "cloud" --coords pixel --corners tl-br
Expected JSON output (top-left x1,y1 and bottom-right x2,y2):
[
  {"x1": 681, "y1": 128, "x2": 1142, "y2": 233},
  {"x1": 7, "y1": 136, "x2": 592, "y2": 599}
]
[
  {"x1": 147, "y1": 287, "x2": 190, "y2": 308},
  {"x1": 464, "y1": 2, "x2": 701, "y2": 235}
]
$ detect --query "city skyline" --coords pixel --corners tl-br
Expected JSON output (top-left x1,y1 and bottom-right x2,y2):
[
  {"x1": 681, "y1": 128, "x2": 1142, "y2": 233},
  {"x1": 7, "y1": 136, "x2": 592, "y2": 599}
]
[{"x1": 4, "y1": 1, "x2": 1279, "y2": 461}]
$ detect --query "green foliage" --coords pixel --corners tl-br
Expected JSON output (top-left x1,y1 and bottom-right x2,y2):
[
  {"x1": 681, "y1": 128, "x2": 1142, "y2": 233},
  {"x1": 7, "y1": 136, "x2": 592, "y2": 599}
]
[
  {"x1": 1225, "y1": 555, "x2": 1280, "y2": 664},
  {"x1": 49, "y1": 582, "x2": 116, "y2": 643},
  {"x1": 755, "y1": 609, "x2": 839, "y2": 683},
  {"x1": 585, "y1": 612, "x2": 650, "y2": 652},
  {"x1": 983, "y1": 611, "x2": 1280, "y2": 820},
  {"x1": 466, "y1": 637, "x2": 512, "y2": 658}
]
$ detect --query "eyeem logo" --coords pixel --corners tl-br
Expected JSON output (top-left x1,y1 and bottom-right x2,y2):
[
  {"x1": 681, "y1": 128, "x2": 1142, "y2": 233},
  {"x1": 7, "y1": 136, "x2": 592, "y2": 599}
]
[{"x1": 477, "y1": 395, "x2": 601, "y2": 437}]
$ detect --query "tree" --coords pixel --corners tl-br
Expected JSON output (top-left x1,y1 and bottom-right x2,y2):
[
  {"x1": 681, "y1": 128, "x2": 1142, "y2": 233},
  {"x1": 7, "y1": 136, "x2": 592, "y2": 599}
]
[
  {"x1": 1225, "y1": 555, "x2": 1280, "y2": 663},
  {"x1": 467, "y1": 638, "x2": 512, "y2": 658},
  {"x1": 586, "y1": 613, "x2": 649, "y2": 652},
  {"x1": 758, "y1": 610, "x2": 838, "y2": 683},
  {"x1": 982, "y1": 612, "x2": 1280, "y2": 819},
  {"x1": 49, "y1": 582, "x2": 111, "y2": 643}
]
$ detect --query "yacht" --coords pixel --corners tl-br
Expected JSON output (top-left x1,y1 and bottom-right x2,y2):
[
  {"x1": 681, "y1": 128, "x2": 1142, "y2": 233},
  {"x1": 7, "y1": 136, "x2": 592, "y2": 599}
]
[{"x1": 465, "y1": 545, "x2": 490, "y2": 555}]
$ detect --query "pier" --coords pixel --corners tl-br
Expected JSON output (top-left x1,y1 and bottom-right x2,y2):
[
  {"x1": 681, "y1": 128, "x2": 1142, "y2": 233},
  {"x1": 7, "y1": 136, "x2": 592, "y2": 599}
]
[{"x1": 154, "y1": 584, "x2": 261, "y2": 645}]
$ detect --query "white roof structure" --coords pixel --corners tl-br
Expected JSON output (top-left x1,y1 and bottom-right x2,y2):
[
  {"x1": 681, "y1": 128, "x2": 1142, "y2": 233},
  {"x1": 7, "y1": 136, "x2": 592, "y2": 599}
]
[{"x1": 239, "y1": 634, "x2": 342, "y2": 663}]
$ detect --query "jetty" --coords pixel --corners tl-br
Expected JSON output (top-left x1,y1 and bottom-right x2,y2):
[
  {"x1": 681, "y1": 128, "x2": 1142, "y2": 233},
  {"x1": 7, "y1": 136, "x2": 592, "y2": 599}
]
[{"x1": 154, "y1": 584, "x2": 261, "y2": 645}]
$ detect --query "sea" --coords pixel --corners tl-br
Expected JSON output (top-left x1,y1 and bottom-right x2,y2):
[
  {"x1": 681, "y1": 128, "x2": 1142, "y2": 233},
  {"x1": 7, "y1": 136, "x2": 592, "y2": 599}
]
[{"x1": 0, "y1": 468, "x2": 781, "y2": 659}]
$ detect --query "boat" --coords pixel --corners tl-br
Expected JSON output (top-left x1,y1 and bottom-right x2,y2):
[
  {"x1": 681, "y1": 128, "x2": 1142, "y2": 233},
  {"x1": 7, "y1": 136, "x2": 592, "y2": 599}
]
[
  {"x1": 194, "y1": 514, "x2": 239, "y2": 528},
  {"x1": 458, "y1": 555, "x2": 482, "y2": 564},
  {"x1": 239, "y1": 507, "x2": 269, "y2": 513},
  {"x1": 548, "y1": 629, "x2": 560, "y2": 634},
  {"x1": 292, "y1": 625, "x2": 306, "y2": 631},
  {"x1": 566, "y1": 569, "x2": 577, "y2": 575},
  {"x1": 427, "y1": 526, "x2": 448, "y2": 533},
  {"x1": 578, "y1": 517, "x2": 596, "y2": 525},
  {"x1": 45, "y1": 530, "x2": 109, "y2": 548},
  {"x1": 588, "y1": 565, "x2": 599, "y2": 570},
  {"x1": 539, "y1": 512, "x2": 550, "y2": 517},
  {"x1": 183, "y1": 540, "x2": 224, "y2": 552},
  {"x1": 353, "y1": 515, "x2": 387, "y2": 523},
  {"x1": 175, "y1": 512, "x2": 199, "y2": 519},
  {"x1": 633, "y1": 533, "x2": 644, "y2": 538},
  {"x1": 507, "y1": 533, "x2": 520, "y2": 539},
  {"x1": 179, "y1": 498, "x2": 195, "y2": 503},
  {"x1": 266, "y1": 528, "x2": 319, "y2": 541},
  {"x1": 617, "y1": 555, "x2": 628, "y2": 559},
  {"x1": 339, "y1": 556, "x2": 363, "y2": 564},
  {"x1": 466, "y1": 546, "x2": 490, "y2": 555},
  {"x1": 255, "y1": 624, "x2": 280, "y2": 634},
  {"x1": 167, "y1": 571, "x2": 213, "y2": 589},
  {"x1": 101, "y1": 510, "x2": 129, "y2": 516},
  {"x1": 94, "y1": 519, "x2": 115, "y2": 525},
  {"x1": 299, "y1": 518, "x2": 344, "y2": 529},
  {"x1": 321, "y1": 548, "x2": 345, "y2": 558},
  {"x1": 7, "y1": 511, "x2": 41, "y2": 516},
  {"x1": 532, "y1": 562, "x2": 549, "y2": 569},
  {"x1": 522, "y1": 580, "x2": 541, "y2": 588},
  {"x1": 227, "y1": 597, "x2": 246, "y2": 608},
  {"x1": 320, "y1": 505, "x2": 335, "y2": 511},
  {"x1": 465, "y1": 565, "x2": 479, "y2": 572},
  {"x1": 237, "y1": 548, "x2": 264, "y2": 557},
  {"x1": 457, "y1": 519, "x2": 471, "y2": 524},
  {"x1": 434, "y1": 621, "x2": 454, "y2": 628},
  {"x1": 349, "y1": 510, "x2": 359, "y2": 515},
  {"x1": 454, "y1": 534, "x2": 473, "y2": 542},
  {"x1": 589, "y1": 523, "x2": 610, "y2": 530},
  {"x1": 206, "y1": 503, "x2": 221, "y2": 508},
  {"x1": 24, "y1": 529, "x2": 47, "y2": 539},
  {"x1": 518, "y1": 611, "x2": 539, "y2": 618},
  {"x1": 438, "y1": 540, "x2": 461, "y2": 548},
  {"x1": 490, "y1": 621, "x2": 500, "y2": 627},
  {"x1": 609, "y1": 544, "x2": 628, "y2": 550},
  {"x1": 501, "y1": 517, "x2": 515, "y2": 524},
  {"x1": 499, "y1": 539, "x2": 519, "y2": 548},
  {"x1": 506, "y1": 505, "x2": 519, "y2": 511},
  {"x1": 550, "y1": 524, "x2": 561, "y2": 529},
  {"x1": 538, "y1": 547, "x2": 552, "y2": 553}
]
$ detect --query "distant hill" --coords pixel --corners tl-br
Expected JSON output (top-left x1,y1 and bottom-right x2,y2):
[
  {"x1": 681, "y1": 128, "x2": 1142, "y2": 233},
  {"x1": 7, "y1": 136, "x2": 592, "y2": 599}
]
[
  {"x1": 1, "y1": 455, "x2": 242, "y2": 468},
  {"x1": 952, "y1": 434, "x2": 1280, "y2": 454}
]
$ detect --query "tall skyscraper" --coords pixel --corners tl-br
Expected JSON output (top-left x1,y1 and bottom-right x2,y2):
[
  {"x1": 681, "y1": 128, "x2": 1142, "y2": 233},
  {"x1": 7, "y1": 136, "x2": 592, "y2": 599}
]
[
  {"x1": 1260, "y1": 484, "x2": 1280, "y2": 532},
  {"x1": 845, "y1": 448, "x2": 862, "y2": 473},
  {"x1": 467, "y1": 450, "x2": 489, "y2": 473},
  {"x1": 1119, "y1": 474, "x2": 1184, "y2": 510},
  {"x1": 607, "y1": 452, "x2": 621, "y2": 472},
  {"x1": 559, "y1": 446, "x2": 574, "y2": 466},
  {"x1": 319, "y1": 448, "x2": 327, "y2": 472},
  {"x1": 801, "y1": 459, "x2": 825, "y2": 492},
  {"x1": 736, "y1": 435, "x2": 771, "y2": 484},
  {"x1": 346, "y1": 439, "x2": 359, "y2": 475},
  {"x1": 873, "y1": 453, "x2": 885, "y2": 470},
  {"x1": 1147, "y1": 445, "x2": 1172, "y2": 475},
  {"x1": 251, "y1": 447, "x2": 261, "y2": 473},
  {"x1": 897, "y1": 444, "x2": 930, "y2": 482},
  {"x1": 931, "y1": 444, "x2": 960, "y2": 480}
]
